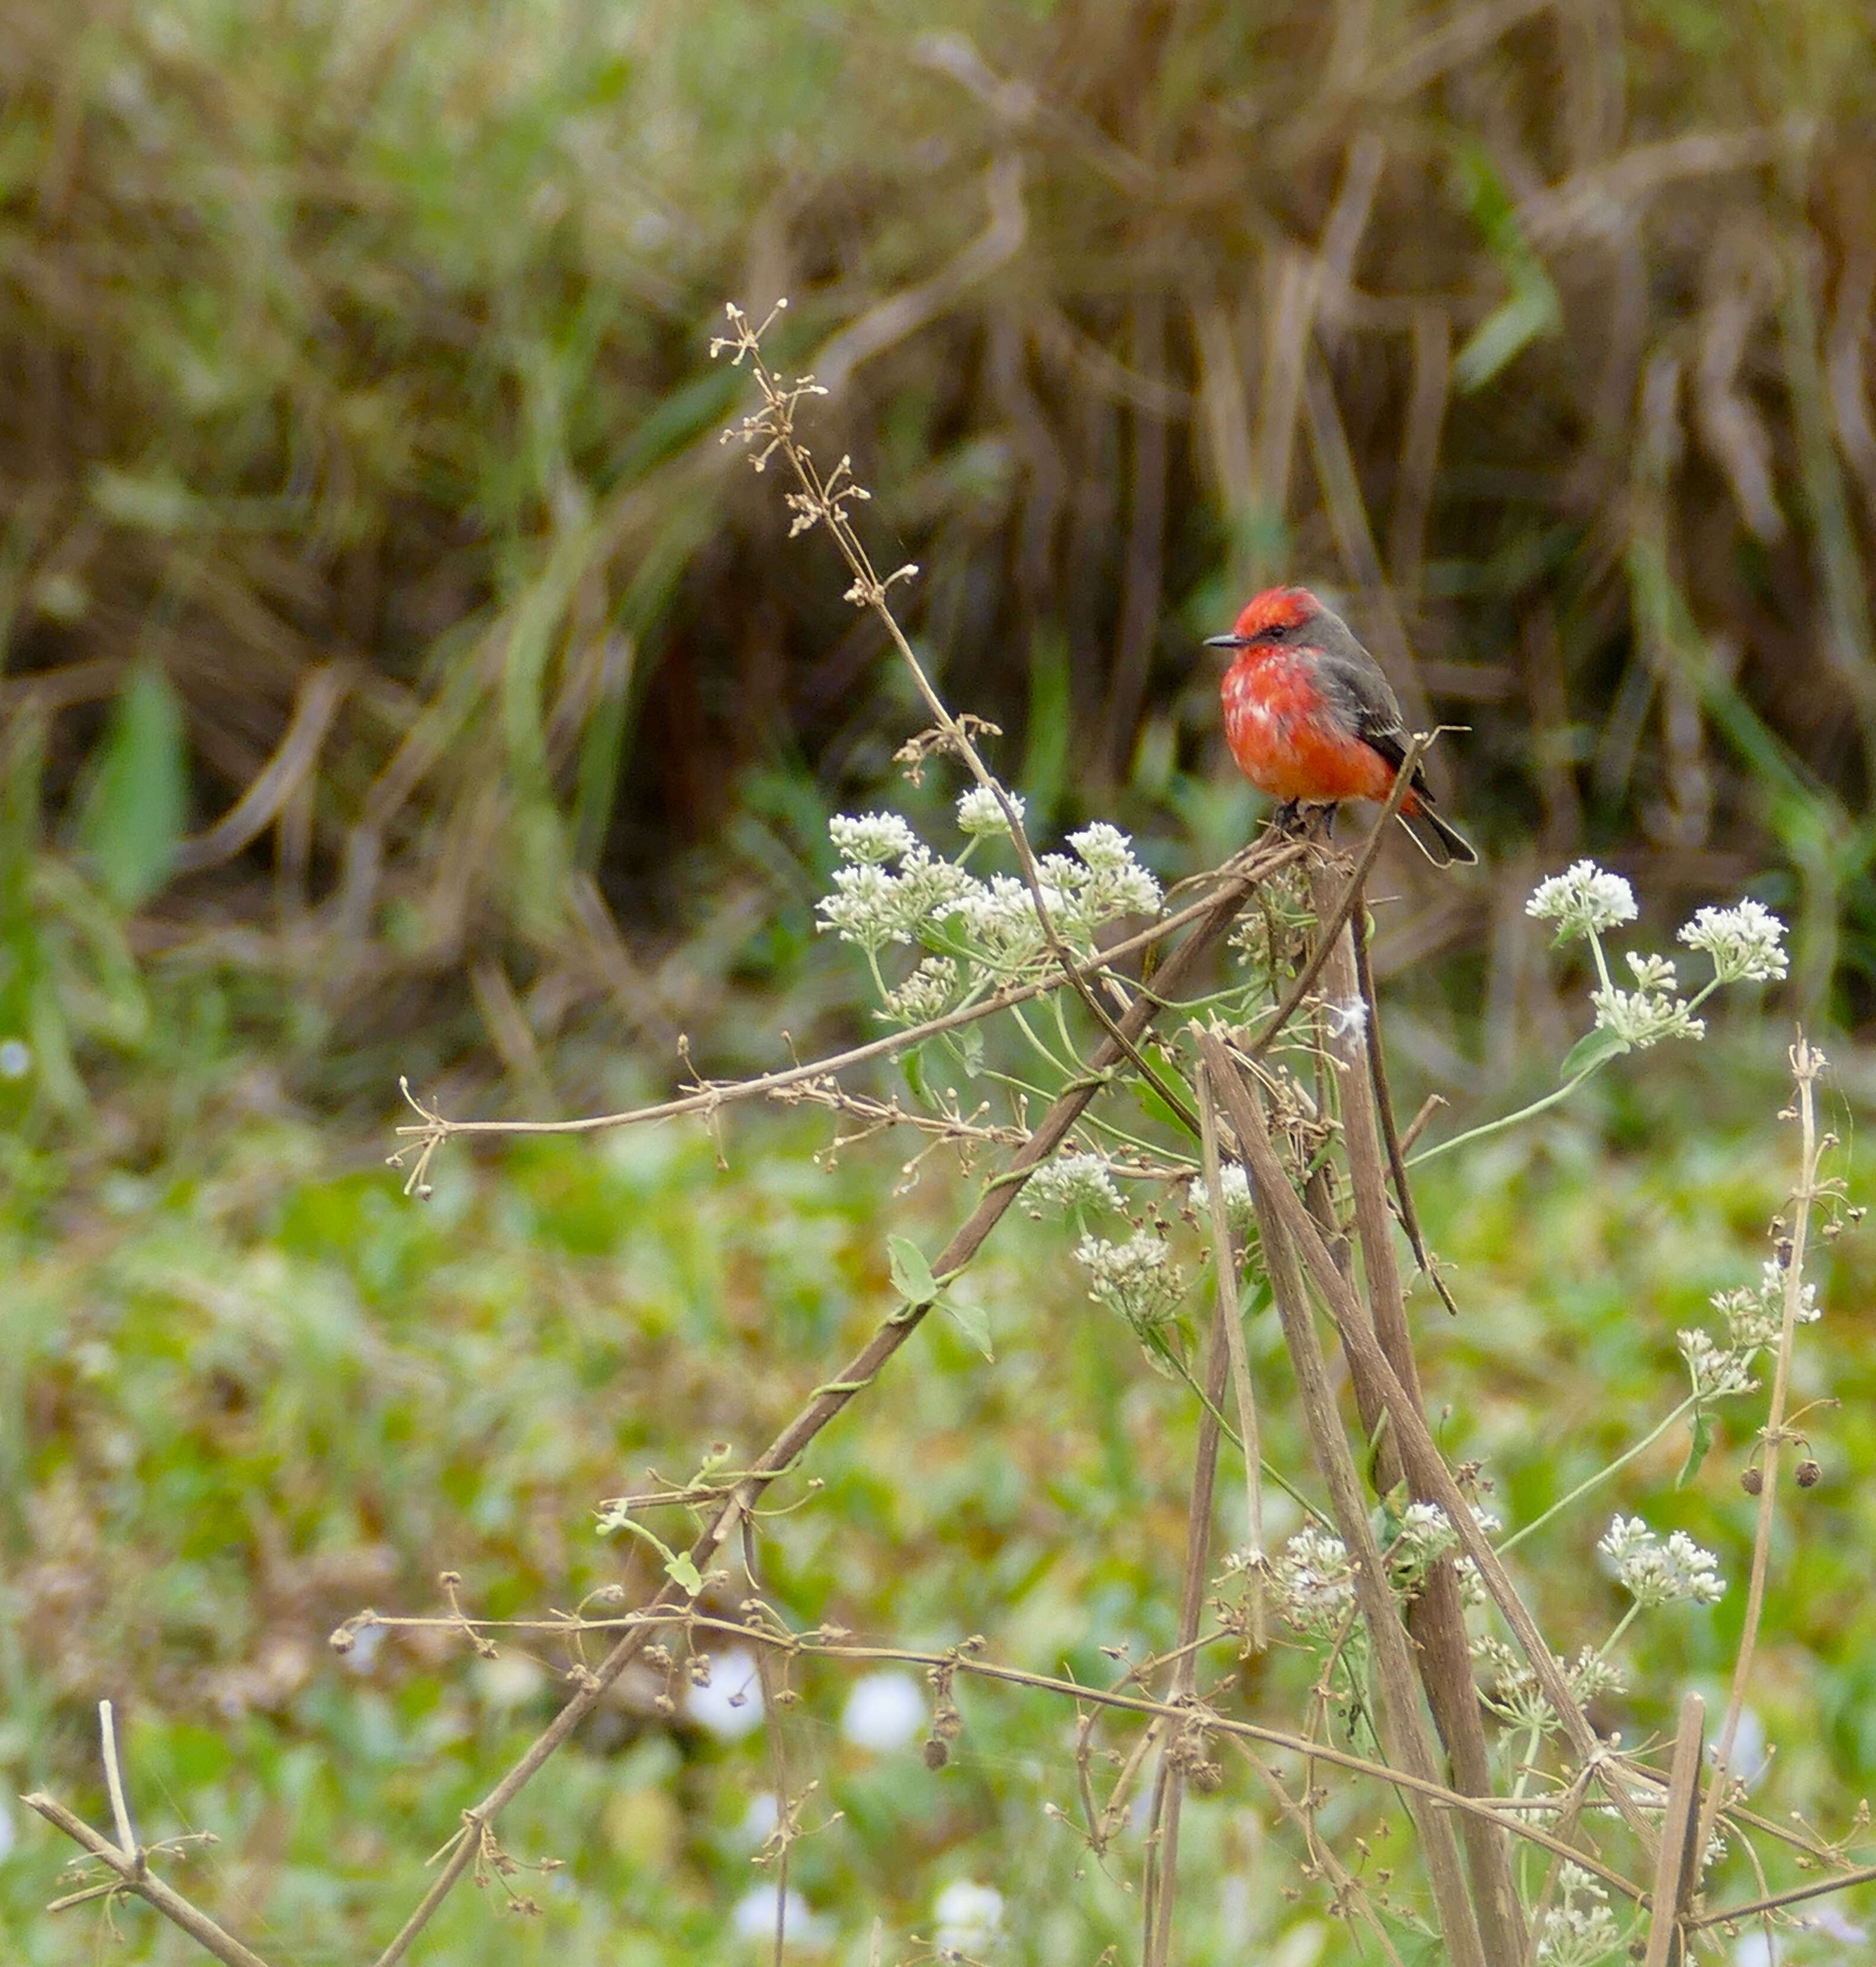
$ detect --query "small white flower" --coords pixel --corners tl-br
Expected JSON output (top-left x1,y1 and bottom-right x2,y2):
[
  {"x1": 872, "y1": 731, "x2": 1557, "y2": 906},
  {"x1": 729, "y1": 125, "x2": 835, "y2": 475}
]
[
  {"x1": 1589, "y1": 984, "x2": 1704, "y2": 1048},
  {"x1": 829, "y1": 811, "x2": 920, "y2": 864},
  {"x1": 880, "y1": 956, "x2": 959, "y2": 1026},
  {"x1": 1386, "y1": 1502, "x2": 1459, "y2": 1592},
  {"x1": 1678, "y1": 898, "x2": 1788, "y2": 983},
  {"x1": 1678, "y1": 1327, "x2": 1755, "y2": 1399},
  {"x1": 1761, "y1": 1257, "x2": 1820, "y2": 1324},
  {"x1": 1564, "y1": 1645, "x2": 1626, "y2": 1703},
  {"x1": 818, "y1": 861, "x2": 905, "y2": 952},
  {"x1": 819, "y1": 851, "x2": 982, "y2": 952},
  {"x1": 1065, "y1": 820, "x2": 1134, "y2": 875},
  {"x1": 1270, "y1": 1525, "x2": 1357, "y2": 1637},
  {"x1": 1066, "y1": 822, "x2": 1162, "y2": 918},
  {"x1": 1192, "y1": 1163, "x2": 1256, "y2": 1237},
  {"x1": 1028, "y1": 1153, "x2": 1124, "y2": 1217},
  {"x1": 956, "y1": 784, "x2": 1023, "y2": 835},
  {"x1": 1526, "y1": 859, "x2": 1638, "y2": 941},
  {"x1": 1074, "y1": 1230, "x2": 1185, "y2": 1333},
  {"x1": 957, "y1": 873, "x2": 1051, "y2": 975},
  {"x1": 1707, "y1": 1257, "x2": 1817, "y2": 1354},
  {"x1": 894, "y1": 846, "x2": 981, "y2": 928},
  {"x1": 933, "y1": 1879, "x2": 1005, "y2": 1956},
  {"x1": 1625, "y1": 951, "x2": 1678, "y2": 993},
  {"x1": 1535, "y1": 1862, "x2": 1620, "y2": 1966},
  {"x1": 1598, "y1": 1515, "x2": 1724, "y2": 1607}
]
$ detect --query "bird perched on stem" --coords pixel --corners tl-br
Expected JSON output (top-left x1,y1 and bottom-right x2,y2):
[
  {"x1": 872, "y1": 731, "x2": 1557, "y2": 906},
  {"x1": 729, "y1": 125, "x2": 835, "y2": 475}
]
[{"x1": 1208, "y1": 586, "x2": 1477, "y2": 867}]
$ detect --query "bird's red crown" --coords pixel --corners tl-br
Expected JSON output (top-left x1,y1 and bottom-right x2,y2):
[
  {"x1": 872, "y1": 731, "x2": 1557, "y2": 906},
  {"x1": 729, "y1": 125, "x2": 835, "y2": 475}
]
[{"x1": 1231, "y1": 585, "x2": 1321, "y2": 640}]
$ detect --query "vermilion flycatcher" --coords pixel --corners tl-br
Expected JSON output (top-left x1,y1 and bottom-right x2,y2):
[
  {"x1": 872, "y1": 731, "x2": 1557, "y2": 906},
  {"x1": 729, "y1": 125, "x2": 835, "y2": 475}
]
[{"x1": 1208, "y1": 586, "x2": 1478, "y2": 867}]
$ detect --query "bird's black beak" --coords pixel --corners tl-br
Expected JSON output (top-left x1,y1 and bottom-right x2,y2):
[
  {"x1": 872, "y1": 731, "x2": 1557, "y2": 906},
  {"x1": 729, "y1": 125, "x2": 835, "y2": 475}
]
[{"x1": 1204, "y1": 633, "x2": 1250, "y2": 651}]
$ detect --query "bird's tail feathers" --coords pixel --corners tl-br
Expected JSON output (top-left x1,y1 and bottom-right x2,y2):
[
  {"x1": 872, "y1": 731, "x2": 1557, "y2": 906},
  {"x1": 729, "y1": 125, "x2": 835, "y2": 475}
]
[{"x1": 1395, "y1": 805, "x2": 1479, "y2": 868}]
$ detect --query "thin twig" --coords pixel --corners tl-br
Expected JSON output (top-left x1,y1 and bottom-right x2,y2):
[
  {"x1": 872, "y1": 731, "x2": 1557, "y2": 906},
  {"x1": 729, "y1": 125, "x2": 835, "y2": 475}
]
[
  {"x1": 20, "y1": 1794, "x2": 273, "y2": 1967},
  {"x1": 98, "y1": 1700, "x2": 137, "y2": 1859},
  {"x1": 1688, "y1": 1862, "x2": 1876, "y2": 1929}
]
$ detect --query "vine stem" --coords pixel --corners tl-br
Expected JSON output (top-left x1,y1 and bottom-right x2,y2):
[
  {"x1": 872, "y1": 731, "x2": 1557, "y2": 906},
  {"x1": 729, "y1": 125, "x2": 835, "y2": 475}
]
[{"x1": 1495, "y1": 1395, "x2": 1700, "y2": 1556}]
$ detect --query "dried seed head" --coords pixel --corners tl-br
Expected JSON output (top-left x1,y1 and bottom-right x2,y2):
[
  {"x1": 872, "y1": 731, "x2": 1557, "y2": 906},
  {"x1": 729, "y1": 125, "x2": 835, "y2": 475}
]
[
  {"x1": 923, "y1": 1737, "x2": 950, "y2": 1770},
  {"x1": 1740, "y1": 1466, "x2": 1765, "y2": 1495},
  {"x1": 1796, "y1": 1459, "x2": 1822, "y2": 1489},
  {"x1": 329, "y1": 1625, "x2": 356, "y2": 1654}
]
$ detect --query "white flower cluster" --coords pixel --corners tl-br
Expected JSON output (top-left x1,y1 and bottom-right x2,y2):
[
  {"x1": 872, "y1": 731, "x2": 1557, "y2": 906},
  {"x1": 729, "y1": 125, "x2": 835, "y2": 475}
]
[
  {"x1": 1269, "y1": 1524, "x2": 1357, "y2": 1638},
  {"x1": 1535, "y1": 1862, "x2": 1621, "y2": 1966},
  {"x1": 1027, "y1": 1152, "x2": 1123, "y2": 1218},
  {"x1": 1526, "y1": 859, "x2": 1788, "y2": 1060},
  {"x1": 1385, "y1": 1502, "x2": 1459, "y2": 1594},
  {"x1": 1599, "y1": 1515, "x2": 1725, "y2": 1607},
  {"x1": 1191, "y1": 1162, "x2": 1256, "y2": 1237},
  {"x1": 1679, "y1": 898, "x2": 1789, "y2": 983},
  {"x1": 1074, "y1": 1229, "x2": 1185, "y2": 1335},
  {"x1": 1676, "y1": 1327, "x2": 1755, "y2": 1401},
  {"x1": 818, "y1": 829, "x2": 979, "y2": 955},
  {"x1": 1678, "y1": 1258, "x2": 1819, "y2": 1402},
  {"x1": 1476, "y1": 1638, "x2": 1626, "y2": 1734},
  {"x1": 880, "y1": 956, "x2": 960, "y2": 1026},
  {"x1": 818, "y1": 809, "x2": 1161, "y2": 981},
  {"x1": 1526, "y1": 860, "x2": 1638, "y2": 941},
  {"x1": 955, "y1": 784, "x2": 1022, "y2": 835},
  {"x1": 829, "y1": 811, "x2": 921, "y2": 864},
  {"x1": 1590, "y1": 951, "x2": 1705, "y2": 1048}
]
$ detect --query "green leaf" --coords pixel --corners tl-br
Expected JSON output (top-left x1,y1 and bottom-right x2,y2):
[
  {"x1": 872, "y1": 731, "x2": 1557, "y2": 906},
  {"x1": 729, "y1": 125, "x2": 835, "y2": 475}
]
[
  {"x1": 941, "y1": 1295, "x2": 994, "y2": 1362},
  {"x1": 1678, "y1": 1409, "x2": 1714, "y2": 1489},
  {"x1": 902, "y1": 1044, "x2": 934, "y2": 1110},
  {"x1": 953, "y1": 1022, "x2": 984, "y2": 1079},
  {"x1": 664, "y1": 1552, "x2": 703, "y2": 1595},
  {"x1": 888, "y1": 1235, "x2": 940, "y2": 1308},
  {"x1": 1559, "y1": 1025, "x2": 1629, "y2": 1080},
  {"x1": 1455, "y1": 279, "x2": 1562, "y2": 394},
  {"x1": 78, "y1": 661, "x2": 187, "y2": 911}
]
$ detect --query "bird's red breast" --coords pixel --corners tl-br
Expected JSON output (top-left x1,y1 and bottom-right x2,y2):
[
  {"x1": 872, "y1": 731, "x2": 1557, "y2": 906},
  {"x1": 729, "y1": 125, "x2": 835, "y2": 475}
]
[{"x1": 1221, "y1": 649, "x2": 1404, "y2": 804}]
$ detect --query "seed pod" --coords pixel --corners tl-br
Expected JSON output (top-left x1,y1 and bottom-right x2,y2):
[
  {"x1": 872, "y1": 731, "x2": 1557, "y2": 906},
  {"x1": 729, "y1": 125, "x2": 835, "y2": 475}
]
[{"x1": 1740, "y1": 1466, "x2": 1764, "y2": 1496}]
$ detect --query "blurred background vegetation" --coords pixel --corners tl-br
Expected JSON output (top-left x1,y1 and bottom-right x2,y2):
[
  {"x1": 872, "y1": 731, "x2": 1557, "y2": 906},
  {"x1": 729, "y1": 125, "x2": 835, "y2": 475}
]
[{"x1": 4, "y1": 0, "x2": 1876, "y2": 1959}]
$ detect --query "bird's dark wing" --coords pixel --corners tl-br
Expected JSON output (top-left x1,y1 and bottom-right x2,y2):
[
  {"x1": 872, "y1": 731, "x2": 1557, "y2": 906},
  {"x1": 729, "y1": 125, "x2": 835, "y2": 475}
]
[{"x1": 1312, "y1": 644, "x2": 1433, "y2": 794}]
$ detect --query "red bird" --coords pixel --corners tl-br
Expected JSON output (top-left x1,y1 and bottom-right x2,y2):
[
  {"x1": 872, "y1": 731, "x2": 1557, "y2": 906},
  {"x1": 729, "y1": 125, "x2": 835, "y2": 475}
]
[{"x1": 1208, "y1": 586, "x2": 1477, "y2": 867}]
